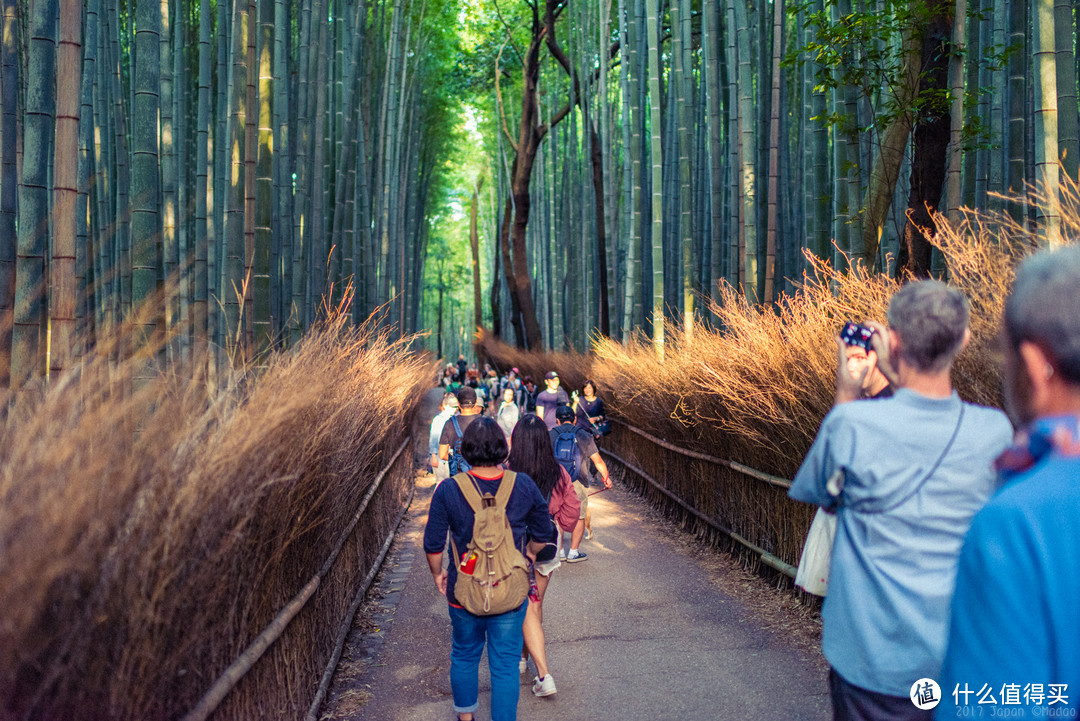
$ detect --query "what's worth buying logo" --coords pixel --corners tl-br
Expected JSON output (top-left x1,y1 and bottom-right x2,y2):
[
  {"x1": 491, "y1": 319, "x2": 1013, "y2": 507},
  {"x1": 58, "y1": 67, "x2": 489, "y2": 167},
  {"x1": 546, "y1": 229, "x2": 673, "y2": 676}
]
[{"x1": 911, "y1": 678, "x2": 942, "y2": 710}]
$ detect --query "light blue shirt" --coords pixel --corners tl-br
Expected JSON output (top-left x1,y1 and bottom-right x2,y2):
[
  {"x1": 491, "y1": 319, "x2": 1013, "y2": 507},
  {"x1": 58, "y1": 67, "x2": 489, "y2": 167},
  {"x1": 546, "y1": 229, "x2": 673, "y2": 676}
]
[
  {"x1": 429, "y1": 409, "x2": 456, "y2": 456},
  {"x1": 789, "y1": 389, "x2": 1012, "y2": 696}
]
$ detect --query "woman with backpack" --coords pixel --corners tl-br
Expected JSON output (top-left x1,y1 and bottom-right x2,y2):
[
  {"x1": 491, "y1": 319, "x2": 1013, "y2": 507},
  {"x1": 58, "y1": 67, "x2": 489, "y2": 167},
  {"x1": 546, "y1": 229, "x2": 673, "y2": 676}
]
[
  {"x1": 423, "y1": 417, "x2": 556, "y2": 721},
  {"x1": 506, "y1": 415, "x2": 581, "y2": 699}
]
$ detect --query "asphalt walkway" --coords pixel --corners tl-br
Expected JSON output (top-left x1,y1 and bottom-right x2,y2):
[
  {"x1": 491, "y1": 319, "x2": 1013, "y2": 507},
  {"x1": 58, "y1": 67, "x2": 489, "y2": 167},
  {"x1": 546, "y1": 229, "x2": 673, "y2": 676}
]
[{"x1": 323, "y1": 388, "x2": 830, "y2": 721}]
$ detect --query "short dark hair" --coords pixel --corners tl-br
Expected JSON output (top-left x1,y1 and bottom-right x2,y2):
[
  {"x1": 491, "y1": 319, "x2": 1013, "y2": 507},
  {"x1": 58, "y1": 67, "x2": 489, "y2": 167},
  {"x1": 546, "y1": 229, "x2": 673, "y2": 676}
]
[
  {"x1": 555, "y1": 405, "x2": 575, "y2": 422},
  {"x1": 456, "y1": 386, "x2": 477, "y2": 408},
  {"x1": 461, "y1": 417, "x2": 508, "y2": 467}
]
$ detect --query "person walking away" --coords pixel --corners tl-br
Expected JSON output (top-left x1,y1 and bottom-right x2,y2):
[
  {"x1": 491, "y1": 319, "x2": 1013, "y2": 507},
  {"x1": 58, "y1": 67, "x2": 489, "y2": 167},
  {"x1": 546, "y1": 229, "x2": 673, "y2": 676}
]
[
  {"x1": 424, "y1": 418, "x2": 557, "y2": 721},
  {"x1": 550, "y1": 405, "x2": 611, "y2": 562},
  {"x1": 506, "y1": 415, "x2": 582, "y2": 698},
  {"x1": 937, "y1": 246, "x2": 1080, "y2": 717},
  {"x1": 430, "y1": 393, "x2": 460, "y2": 481},
  {"x1": 788, "y1": 280, "x2": 1013, "y2": 721},
  {"x1": 457, "y1": 354, "x2": 468, "y2": 384},
  {"x1": 440, "y1": 387, "x2": 483, "y2": 476},
  {"x1": 535, "y1": 371, "x2": 570, "y2": 430},
  {"x1": 496, "y1": 387, "x2": 520, "y2": 445}
]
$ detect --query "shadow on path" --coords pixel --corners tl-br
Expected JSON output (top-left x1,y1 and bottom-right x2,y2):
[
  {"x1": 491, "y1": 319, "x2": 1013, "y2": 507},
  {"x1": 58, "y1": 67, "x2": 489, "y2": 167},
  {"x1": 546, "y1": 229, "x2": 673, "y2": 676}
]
[{"x1": 321, "y1": 387, "x2": 830, "y2": 721}]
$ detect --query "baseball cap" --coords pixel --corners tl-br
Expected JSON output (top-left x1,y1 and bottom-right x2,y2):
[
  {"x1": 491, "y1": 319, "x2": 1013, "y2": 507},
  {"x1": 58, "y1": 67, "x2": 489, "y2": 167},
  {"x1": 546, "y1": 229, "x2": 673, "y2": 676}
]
[
  {"x1": 555, "y1": 405, "x2": 575, "y2": 421},
  {"x1": 544, "y1": 371, "x2": 559, "y2": 380},
  {"x1": 456, "y1": 386, "x2": 477, "y2": 407},
  {"x1": 445, "y1": 396, "x2": 459, "y2": 409}
]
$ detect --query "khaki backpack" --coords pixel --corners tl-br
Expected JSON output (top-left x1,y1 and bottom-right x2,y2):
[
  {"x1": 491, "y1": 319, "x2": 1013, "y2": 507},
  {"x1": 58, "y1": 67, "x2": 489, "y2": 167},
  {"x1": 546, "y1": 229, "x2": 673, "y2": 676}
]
[{"x1": 449, "y1": 471, "x2": 530, "y2": 615}]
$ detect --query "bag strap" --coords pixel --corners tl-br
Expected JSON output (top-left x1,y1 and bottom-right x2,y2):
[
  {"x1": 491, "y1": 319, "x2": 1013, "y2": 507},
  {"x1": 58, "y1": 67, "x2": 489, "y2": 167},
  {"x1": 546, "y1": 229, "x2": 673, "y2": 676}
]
[
  {"x1": 453, "y1": 472, "x2": 483, "y2": 512},
  {"x1": 453, "y1": 470, "x2": 517, "y2": 512},
  {"x1": 852, "y1": 402, "x2": 967, "y2": 515},
  {"x1": 572, "y1": 395, "x2": 601, "y2": 432},
  {"x1": 450, "y1": 415, "x2": 464, "y2": 451}
]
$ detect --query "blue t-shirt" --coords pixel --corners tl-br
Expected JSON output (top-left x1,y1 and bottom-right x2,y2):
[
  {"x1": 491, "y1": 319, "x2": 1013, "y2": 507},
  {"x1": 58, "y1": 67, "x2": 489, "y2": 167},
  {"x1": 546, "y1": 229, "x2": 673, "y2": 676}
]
[
  {"x1": 423, "y1": 470, "x2": 556, "y2": 608},
  {"x1": 937, "y1": 419, "x2": 1080, "y2": 716},
  {"x1": 789, "y1": 389, "x2": 1013, "y2": 696}
]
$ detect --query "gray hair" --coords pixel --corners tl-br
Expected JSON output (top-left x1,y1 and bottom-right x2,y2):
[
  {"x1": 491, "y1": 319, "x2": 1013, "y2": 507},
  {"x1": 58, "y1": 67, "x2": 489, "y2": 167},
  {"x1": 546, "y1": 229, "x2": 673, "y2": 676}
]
[
  {"x1": 886, "y1": 280, "x2": 970, "y2": 373},
  {"x1": 1005, "y1": 245, "x2": 1080, "y2": 384}
]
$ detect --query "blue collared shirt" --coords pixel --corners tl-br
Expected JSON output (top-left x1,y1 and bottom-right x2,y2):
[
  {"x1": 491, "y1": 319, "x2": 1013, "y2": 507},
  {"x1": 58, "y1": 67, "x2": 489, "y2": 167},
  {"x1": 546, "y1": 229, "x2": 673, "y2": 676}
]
[{"x1": 790, "y1": 389, "x2": 1013, "y2": 695}]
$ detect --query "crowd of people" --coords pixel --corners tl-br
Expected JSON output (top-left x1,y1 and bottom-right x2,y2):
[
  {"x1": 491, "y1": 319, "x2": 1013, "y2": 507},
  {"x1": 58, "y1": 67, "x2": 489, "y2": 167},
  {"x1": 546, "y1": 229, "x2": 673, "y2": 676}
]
[
  {"x1": 425, "y1": 366, "x2": 610, "y2": 721},
  {"x1": 422, "y1": 244, "x2": 1080, "y2": 721}
]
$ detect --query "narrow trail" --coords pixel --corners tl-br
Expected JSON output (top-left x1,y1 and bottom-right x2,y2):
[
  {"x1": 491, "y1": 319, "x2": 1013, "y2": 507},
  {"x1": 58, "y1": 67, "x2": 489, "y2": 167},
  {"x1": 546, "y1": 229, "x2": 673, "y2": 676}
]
[{"x1": 322, "y1": 388, "x2": 830, "y2": 720}]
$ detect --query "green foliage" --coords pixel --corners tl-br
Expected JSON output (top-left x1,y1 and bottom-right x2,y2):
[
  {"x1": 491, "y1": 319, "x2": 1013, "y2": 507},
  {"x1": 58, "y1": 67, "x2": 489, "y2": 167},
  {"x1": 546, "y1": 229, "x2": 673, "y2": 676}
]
[{"x1": 786, "y1": 0, "x2": 1006, "y2": 150}]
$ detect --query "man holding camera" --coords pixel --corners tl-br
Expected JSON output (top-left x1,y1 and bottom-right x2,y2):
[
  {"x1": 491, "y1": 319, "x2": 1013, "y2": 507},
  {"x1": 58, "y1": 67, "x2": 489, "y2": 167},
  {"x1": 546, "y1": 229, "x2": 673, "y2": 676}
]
[{"x1": 789, "y1": 281, "x2": 1013, "y2": 720}]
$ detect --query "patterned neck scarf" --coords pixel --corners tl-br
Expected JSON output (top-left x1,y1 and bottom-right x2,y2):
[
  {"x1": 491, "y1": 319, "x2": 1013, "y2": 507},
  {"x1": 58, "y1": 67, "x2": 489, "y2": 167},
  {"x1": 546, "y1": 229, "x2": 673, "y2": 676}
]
[{"x1": 995, "y1": 414, "x2": 1080, "y2": 482}]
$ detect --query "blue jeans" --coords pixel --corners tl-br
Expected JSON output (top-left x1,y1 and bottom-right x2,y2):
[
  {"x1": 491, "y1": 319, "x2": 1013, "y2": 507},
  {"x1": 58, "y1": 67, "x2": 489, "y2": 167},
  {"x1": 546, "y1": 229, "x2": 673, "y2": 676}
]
[{"x1": 448, "y1": 601, "x2": 528, "y2": 721}]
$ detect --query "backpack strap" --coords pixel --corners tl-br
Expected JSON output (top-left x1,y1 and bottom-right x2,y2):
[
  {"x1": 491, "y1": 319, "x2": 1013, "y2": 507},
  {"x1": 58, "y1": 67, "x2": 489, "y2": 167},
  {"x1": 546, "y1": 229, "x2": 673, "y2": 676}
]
[
  {"x1": 453, "y1": 472, "x2": 483, "y2": 512},
  {"x1": 493, "y1": 470, "x2": 516, "y2": 510},
  {"x1": 450, "y1": 415, "x2": 464, "y2": 452},
  {"x1": 452, "y1": 470, "x2": 517, "y2": 512}
]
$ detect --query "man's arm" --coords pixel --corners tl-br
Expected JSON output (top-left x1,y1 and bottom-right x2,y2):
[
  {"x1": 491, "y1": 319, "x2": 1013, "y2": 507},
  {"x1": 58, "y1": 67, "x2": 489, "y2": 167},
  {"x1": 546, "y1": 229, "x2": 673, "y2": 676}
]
[
  {"x1": 788, "y1": 413, "x2": 847, "y2": 509},
  {"x1": 438, "y1": 443, "x2": 450, "y2": 461}
]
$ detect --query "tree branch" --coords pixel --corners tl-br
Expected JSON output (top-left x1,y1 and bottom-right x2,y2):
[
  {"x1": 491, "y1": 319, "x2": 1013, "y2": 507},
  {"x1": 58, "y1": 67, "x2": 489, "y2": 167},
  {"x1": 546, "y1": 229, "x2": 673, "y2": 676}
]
[{"x1": 495, "y1": 32, "x2": 521, "y2": 155}]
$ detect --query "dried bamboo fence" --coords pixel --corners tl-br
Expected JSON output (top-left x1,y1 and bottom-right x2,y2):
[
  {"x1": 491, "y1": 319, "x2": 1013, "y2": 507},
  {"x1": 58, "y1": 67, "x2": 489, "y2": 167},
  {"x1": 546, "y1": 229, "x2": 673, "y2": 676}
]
[
  {"x1": 184, "y1": 437, "x2": 415, "y2": 721},
  {"x1": 602, "y1": 418, "x2": 813, "y2": 580}
]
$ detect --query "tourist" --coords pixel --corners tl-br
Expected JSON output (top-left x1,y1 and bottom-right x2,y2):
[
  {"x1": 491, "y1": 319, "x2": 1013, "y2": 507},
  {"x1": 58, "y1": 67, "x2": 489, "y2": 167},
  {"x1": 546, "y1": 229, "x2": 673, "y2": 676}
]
[
  {"x1": 429, "y1": 393, "x2": 459, "y2": 481},
  {"x1": 439, "y1": 387, "x2": 483, "y2": 476},
  {"x1": 496, "y1": 387, "x2": 520, "y2": 444},
  {"x1": 573, "y1": 379, "x2": 607, "y2": 435},
  {"x1": 938, "y1": 246, "x2": 1080, "y2": 716},
  {"x1": 788, "y1": 280, "x2": 1013, "y2": 720},
  {"x1": 535, "y1": 371, "x2": 570, "y2": 430},
  {"x1": 424, "y1": 418, "x2": 556, "y2": 721},
  {"x1": 551, "y1": 405, "x2": 611, "y2": 562},
  {"x1": 506, "y1": 415, "x2": 581, "y2": 698}
]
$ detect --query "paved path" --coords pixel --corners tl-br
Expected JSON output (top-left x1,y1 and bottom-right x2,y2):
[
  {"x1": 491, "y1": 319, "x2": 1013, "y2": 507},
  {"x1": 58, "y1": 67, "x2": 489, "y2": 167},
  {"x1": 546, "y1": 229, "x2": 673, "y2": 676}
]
[{"x1": 323, "y1": 388, "x2": 830, "y2": 721}]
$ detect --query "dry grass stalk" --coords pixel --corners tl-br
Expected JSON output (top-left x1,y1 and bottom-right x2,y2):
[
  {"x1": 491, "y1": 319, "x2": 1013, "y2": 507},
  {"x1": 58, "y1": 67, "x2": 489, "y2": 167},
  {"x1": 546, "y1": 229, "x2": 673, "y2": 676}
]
[
  {"x1": 0, "y1": 313, "x2": 433, "y2": 720},
  {"x1": 482, "y1": 204, "x2": 1057, "y2": 572}
]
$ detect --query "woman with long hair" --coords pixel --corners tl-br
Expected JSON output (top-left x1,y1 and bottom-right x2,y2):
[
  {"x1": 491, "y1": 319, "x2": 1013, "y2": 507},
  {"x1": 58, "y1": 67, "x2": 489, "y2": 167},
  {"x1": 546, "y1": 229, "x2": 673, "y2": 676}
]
[{"x1": 505, "y1": 415, "x2": 580, "y2": 698}]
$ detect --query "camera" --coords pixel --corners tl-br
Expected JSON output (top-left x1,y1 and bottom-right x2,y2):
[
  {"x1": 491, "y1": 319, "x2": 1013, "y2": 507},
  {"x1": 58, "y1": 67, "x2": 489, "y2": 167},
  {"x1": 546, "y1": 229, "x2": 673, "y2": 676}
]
[{"x1": 840, "y1": 321, "x2": 875, "y2": 351}]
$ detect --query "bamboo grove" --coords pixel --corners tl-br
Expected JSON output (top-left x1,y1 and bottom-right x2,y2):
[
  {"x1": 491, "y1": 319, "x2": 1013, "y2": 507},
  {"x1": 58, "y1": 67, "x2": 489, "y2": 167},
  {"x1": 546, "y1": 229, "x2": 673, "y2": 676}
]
[
  {"x1": 0, "y1": 0, "x2": 459, "y2": 390},
  {"x1": 454, "y1": 0, "x2": 1076, "y2": 357},
  {"x1": 4, "y1": 0, "x2": 1079, "y2": 373}
]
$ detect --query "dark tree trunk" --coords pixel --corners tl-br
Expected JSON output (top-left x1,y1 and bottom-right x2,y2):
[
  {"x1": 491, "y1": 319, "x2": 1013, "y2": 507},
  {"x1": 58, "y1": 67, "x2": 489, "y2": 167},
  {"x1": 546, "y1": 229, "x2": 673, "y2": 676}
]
[
  {"x1": 898, "y1": 1, "x2": 953, "y2": 278},
  {"x1": 499, "y1": 193, "x2": 526, "y2": 346},
  {"x1": 469, "y1": 177, "x2": 483, "y2": 334}
]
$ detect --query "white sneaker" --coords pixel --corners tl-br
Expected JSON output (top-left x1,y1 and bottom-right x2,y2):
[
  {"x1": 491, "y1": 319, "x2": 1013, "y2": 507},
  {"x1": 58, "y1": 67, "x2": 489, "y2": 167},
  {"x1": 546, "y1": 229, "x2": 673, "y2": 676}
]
[
  {"x1": 532, "y1": 674, "x2": 557, "y2": 697},
  {"x1": 519, "y1": 657, "x2": 527, "y2": 674}
]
